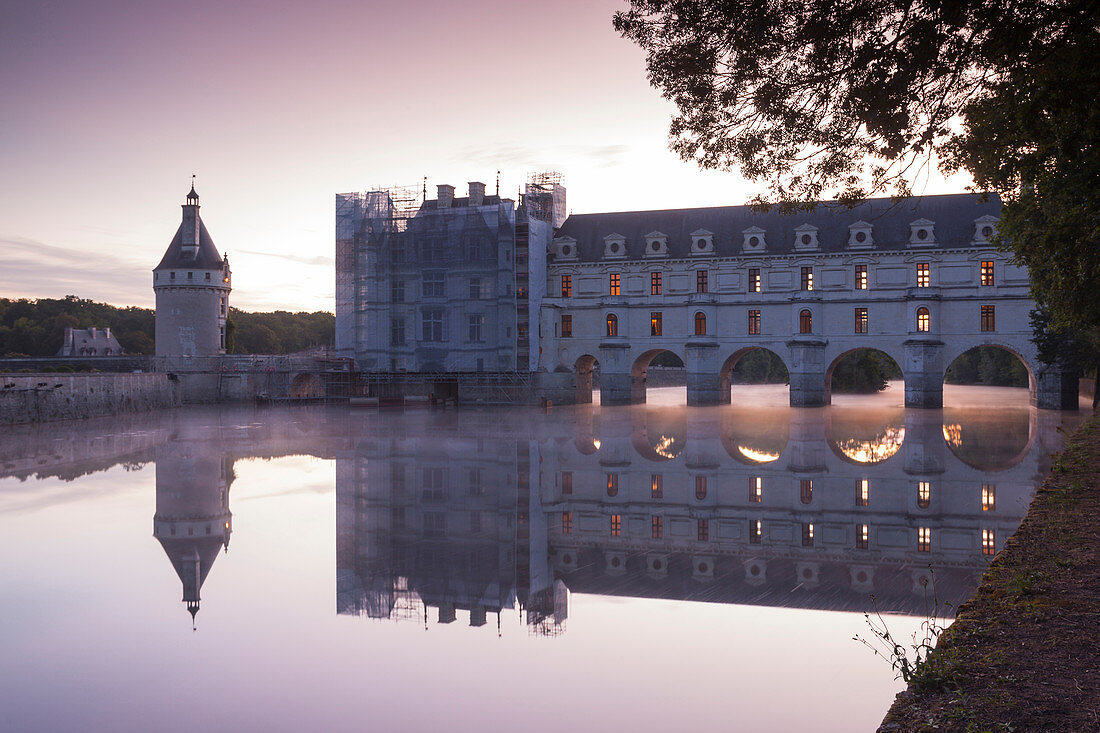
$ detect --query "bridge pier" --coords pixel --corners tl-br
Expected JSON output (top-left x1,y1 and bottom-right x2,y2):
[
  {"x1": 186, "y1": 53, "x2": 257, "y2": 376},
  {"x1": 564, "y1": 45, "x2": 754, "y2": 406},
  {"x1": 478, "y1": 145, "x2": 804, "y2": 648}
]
[
  {"x1": 686, "y1": 337, "x2": 725, "y2": 406},
  {"x1": 598, "y1": 340, "x2": 634, "y2": 406},
  {"x1": 903, "y1": 339, "x2": 946, "y2": 408},
  {"x1": 1036, "y1": 366, "x2": 1079, "y2": 410},
  {"x1": 788, "y1": 339, "x2": 829, "y2": 407}
]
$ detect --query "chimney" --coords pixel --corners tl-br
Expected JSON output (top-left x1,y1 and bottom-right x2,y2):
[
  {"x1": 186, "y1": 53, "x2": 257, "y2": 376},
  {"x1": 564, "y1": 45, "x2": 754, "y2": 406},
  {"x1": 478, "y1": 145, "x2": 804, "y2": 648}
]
[
  {"x1": 89, "y1": 326, "x2": 97, "y2": 339},
  {"x1": 65, "y1": 327, "x2": 74, "y2": 347},
  {"x1": 468, "y1": 181, "x2": 485, "y2": 207},
  {"x1": 436, "y1": 184, "x2": 454, "y2": 209},
  {"x1": 182, "y1": 204, "x2": 200, "y2": 254},
  {"x1": 105, "y1": 327, "x2": 111, "y2": 340}
]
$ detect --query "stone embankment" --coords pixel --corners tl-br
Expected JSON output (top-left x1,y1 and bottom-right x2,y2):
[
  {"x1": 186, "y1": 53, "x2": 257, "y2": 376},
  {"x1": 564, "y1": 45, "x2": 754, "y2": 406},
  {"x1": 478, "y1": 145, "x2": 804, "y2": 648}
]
[
  {"x1": 0, "y1": 373, "x2": 178, "y2": 425},
  {"x1": 879, "y1": 413, "x2": 1100, "y2": 732}
]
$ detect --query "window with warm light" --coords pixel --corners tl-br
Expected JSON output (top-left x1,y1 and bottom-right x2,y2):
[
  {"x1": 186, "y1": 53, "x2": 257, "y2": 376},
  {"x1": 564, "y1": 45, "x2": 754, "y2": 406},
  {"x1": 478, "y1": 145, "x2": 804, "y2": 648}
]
[
  {"x1": 651, "y1": 271, "x2": 662, "y2": 295},
  {"x1": 561, "y1": 511, "x2": 573, "y2": 534},
  {"x1": 981, "y1": 305, "x2": 996, "y2": 331},
  {"x1": 982, "y1": 528, "x2": 995, "y2": 555},
  {"x1": 610, "y1": 514, "x2": 622, "y2": 536},
  {"x1": 981, "y1": 261, "x2": 994, "y2": 286},
  {"x1": 856, "y1": 524, "x2": 869, "y2": 549},
  {"x1": 855, "y1": 264, "x2": 868, "y2": 290},
  {"x1": 749, "y1": 519, "x2": 762, "y2": 544},
  {"x1": 748, "y1": 309, "x2": 761, "y2": 335},
  {"x1": 982, "y1": 484, "x2": 996, "y2": 511},
  {"x1": 799, "y1": 309, "x2": 812, "y2": 334},
  {"x1": 917, "y1": 307, "x2": 930, "y2": 332},
  {"x1": 801, "y1": 267, "x2": 814, "y2": 291},
  {"x1": 916, "y1": 263, "x2": 930, "y2": 287},
  {"x1": 652, "y1": 515, "x2": 663, "y2": 539},
  {"x1": 561, "y1": 274, "x2": 572, "y2": 298},
  {"x1": 750, "y1": 476, "x2": 762, "y2": 502},
  {"x1": 609, "y1": 273, "x2": 621, "y2": 295},
  {"x1": 749, "y1": 268, "x2": 761, "y2": 292},
  {"x1": 800, "y1": 479, "x2": 813, "y2": 504},
  {"x1": 606, "y1": 313, "x2": 618, "y2": 337},
  {"x1": 917, "y1": 481, "x2": 931, "y2": 508},
  {"x1": 650, "y1": 311, "x2": 663, "y2": 336},
  {"x1": 651, "y1": 474, "x2": 663, "y2": 498},
  {"x1": 854, "y1": 307, "x2": 868, "y2": 334},
  {"x1": 606, "y1": 473, "x2": 619, "y2": 497},
  {"x1": 918, "y1": 527, "x2": 932, "y2": 552},
  {"x1": 561, "y1": 472, "x2": 573, "y2": 495},
  {"x1": 802, "y1": 523, "x2": 815, "y2": 547},
  {"x1": 858, "y1": 479, "x2": 869, "y2": 506},
  {"x1": 694, "y1": 311, "x2": 707, "y2": 336}
]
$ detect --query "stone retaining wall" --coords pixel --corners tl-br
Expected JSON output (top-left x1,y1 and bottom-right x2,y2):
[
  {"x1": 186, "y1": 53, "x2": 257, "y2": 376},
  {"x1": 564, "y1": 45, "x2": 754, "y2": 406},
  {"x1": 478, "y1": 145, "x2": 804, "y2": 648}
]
[{"x1": 0, "y1": 373, "x2": 179, "y2": 425}]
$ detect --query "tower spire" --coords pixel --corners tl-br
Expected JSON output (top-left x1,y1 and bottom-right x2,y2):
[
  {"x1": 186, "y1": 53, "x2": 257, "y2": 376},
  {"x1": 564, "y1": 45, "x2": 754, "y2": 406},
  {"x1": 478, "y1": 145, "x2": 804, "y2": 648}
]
[{"x1": 187, "y1": 174, "x2": 199, "y2": 205}]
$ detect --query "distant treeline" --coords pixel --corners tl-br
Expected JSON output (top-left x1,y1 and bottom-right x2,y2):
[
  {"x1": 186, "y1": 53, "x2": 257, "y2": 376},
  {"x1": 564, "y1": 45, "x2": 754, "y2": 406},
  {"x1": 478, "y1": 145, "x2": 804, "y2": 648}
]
[
  {"x1": 944, "y1": 345, "x2": 1029, "y2": 387},
  {"x1": 0, "y1": 297, "x2": 334, "y2": 356}
]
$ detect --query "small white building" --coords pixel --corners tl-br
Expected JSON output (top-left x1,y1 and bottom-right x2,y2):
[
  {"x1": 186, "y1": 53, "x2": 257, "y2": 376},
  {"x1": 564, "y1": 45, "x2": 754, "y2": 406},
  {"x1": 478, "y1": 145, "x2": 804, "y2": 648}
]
[{"x1": 56, "y1": 326, "x2": 123, "y2": 356}]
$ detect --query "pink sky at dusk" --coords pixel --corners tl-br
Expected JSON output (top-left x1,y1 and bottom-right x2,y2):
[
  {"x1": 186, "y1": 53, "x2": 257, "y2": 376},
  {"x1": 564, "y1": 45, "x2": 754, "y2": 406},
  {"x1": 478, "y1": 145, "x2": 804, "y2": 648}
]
[{"x1": 1, "y1": 0, "x2": 971, "y2": 313}]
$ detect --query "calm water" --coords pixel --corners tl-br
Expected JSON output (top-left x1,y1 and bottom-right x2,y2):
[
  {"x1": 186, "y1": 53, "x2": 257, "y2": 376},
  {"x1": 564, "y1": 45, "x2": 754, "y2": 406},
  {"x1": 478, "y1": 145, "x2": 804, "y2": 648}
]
[{"x1": 0, "y1": 385, "x2": 1089, "y2": 732}]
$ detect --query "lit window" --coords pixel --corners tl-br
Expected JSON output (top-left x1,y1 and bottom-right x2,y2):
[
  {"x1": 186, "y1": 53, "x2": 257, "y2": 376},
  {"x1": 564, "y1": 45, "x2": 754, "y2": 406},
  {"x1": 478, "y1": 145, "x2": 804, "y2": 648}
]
[
  {"x1": 801, "y1": 267, "x2": 814, "y2": 291},
  {"x1": 918, "y1": 527, "x2": 932, "y2": 552},
  {"x1": 981, "y1": 261, "x2": 994, "y2": 286},
  {"x1": 917, "y1": 307, "x2": 930, "y2": 332},
  {"x1": 560, "y1": 314, "x2": 573, "y2": 338},
  {"x1": 856, "y1": 523, "x2": 869, "y2": 549},
  {"x1": 650, "y1": 271, "x2": 662, "y2": 295},
  {"x1": 749, "y1": 519, "x2": 762, "y2": 544},
  {"x1": 651, "y1": 474, "x2": 663, "y2": 498},
  {"x1": 697, "y1": 519, "x2": 709, "y2": 541},
  {"x1": 606, "y1": 313, "x2": 618, "y2": 337},
  {"x1": 610, "y1": 514, "x2": 622, "y2": 536},
  {"x1": 609, "y1": 273, "x2": 621, "y2": 295},
  {"x1": 917, "y1": 481, "x2": 931, "y2": 508},
  {"x1": 652, "y1": 515, "x2": 663, "y2": 539},
  {"x1": 982, "y1": 484, "x2": 995, "y2": 511},
  {"x1": 696, "y1": 270, "x2": 708, "y2": 293},
  {"x1": 650, "y1": 311, "x2": 663, "y2": 336},
  {"x1": 561, "y1": 511, "x2": 573, "y2": 534},
  {"x1": 694, "y1": 311, "x2": 707, "y2": 336},
  {"x1": 981, "y1": 305, "x2": 996, "y2": 332},
  {"x1": 916, "y1": 263, "x2": 930, "y2": 287},
  {"x1": 748, "y1": 309, "x2": 761, "y2": 335},
  {"x1": 982, "y1": 528, "x2": 995, "y2": 555},
  {"x1": 561, "y1": 274, "x2": 572, "y2": 297},
  {"x1": 560, "y1": 471, "x2": 573, "y2": 495},
  {"x1": 800, "y1": 479, "x2": 813, "y2": 504},
  {"x1": 799, "y1": 309, "x2": 812, "y2": 334},
  {"x1": 802, "y1": 523, "x2": 815, "y2": 547},
  {"x1": 695, "y1": 476, "x2": 707, "y2": 500},
  {"x1": 606, "y1": 473, "x2": 619, "y2": 497},
  {"x1": 750, "y1": 476, "x2": 762, "y2": 502},
  {"x1": 854, "y1": 307, "x2": 868, "y2": 334},
  {"x1": 857, "y1": 479, "x2": 869, "y2": 506},
  {"x1": 749, "y1": 268, "x2": 761, "y2": 293},
  {"x1": 855, "y1": 265, "x2": 868, "y2": 290}
]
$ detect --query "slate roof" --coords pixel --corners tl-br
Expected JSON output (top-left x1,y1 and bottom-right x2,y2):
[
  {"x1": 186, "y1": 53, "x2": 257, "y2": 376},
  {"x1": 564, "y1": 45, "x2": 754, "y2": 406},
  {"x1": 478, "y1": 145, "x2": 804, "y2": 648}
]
[
  {"x1": 553, "y1": 192, "x2": 1001, "y2": 262},
  {"x1": 154, "y1": 218, "x2": 225, "y2": 270}
]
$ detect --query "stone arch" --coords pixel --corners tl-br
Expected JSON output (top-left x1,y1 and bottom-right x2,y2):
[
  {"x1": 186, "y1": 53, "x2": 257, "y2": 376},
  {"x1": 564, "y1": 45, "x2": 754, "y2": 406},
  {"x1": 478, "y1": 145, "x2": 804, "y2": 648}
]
[
  {"x1": 718, "y1": 347, "x2": 790, "y2": 404},
  {"x1": 942, "y1": 343, "x2": 1037, "y2": 400},
  {"x1": 573, "y1": 354, "x2": 599, "y2": 404},
  {"x1": 289, "y1": 372, "x2": 324, "y2": 400},
  {"x1": 824, "y1": 347, "x2": 905, "y2": 403},
  {"x1": 824, "y1": 405, "x2": 907, "y2": 465},
  {"x1": 629, "y1": 348, "x2": 686, "y2": 405},
  {"x1": 720, "y1": 406, "x2": 790, "y2": 464},
  {"x1": 630, "y1": 407, "x2": 687, "y2": 462},
  {"x1": 941, "y1": 405, "x2": 1037, "y2": 471}
]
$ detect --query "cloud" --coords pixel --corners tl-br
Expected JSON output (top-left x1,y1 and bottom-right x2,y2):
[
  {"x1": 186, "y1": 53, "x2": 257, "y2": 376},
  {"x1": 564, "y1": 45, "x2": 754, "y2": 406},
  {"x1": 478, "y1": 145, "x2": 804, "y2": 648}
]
[
  {"x1": 452, "y1": 142, "x2": 631, "y2": 170},
  {"x1": 0, "y1": 235, "x2": 153, "y2": 306},
  {"x1": 236, "y1": 249, "x2": 333, "y2": 267}
]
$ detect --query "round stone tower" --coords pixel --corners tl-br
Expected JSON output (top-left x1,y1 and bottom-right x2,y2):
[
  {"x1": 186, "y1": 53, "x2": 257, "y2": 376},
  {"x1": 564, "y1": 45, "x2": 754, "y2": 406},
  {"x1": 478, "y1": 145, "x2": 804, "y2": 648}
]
[{"x1": 153, "y1": 184, "x2": 232, "y2": 357}]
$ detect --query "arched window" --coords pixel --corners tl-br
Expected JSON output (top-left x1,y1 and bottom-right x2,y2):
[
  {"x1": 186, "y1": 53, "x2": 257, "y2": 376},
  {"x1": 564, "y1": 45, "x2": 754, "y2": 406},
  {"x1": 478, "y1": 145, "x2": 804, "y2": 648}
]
[
  {"x1": 916, "y1": 307, "x2": 930, "y2": 332},
  {"x1": 694, "y1": 476, "x2": 707, "y2": 500},
  {"x1": 694, "y1": 311, "x2": 707, "y2": 336},
  {"x1": 606, "y1": 313, "x2": 618, "y2": 337},
  {"x1": 799, "y1": 309, "x2": 813, "y2": 334}
]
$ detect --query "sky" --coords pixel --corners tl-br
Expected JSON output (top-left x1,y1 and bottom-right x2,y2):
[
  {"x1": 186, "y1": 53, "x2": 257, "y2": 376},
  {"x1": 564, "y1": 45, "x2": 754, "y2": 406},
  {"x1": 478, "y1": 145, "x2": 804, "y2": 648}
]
[{"x1": 1, "y1": 0, "x2": 970, "y2": 313}]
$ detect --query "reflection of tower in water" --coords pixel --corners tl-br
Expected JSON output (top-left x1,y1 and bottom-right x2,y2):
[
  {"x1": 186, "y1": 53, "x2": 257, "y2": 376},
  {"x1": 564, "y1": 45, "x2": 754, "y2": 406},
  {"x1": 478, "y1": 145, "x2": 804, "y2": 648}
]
[{"x1": 152, "y1": 437, "x2": 233, "y2": 627}]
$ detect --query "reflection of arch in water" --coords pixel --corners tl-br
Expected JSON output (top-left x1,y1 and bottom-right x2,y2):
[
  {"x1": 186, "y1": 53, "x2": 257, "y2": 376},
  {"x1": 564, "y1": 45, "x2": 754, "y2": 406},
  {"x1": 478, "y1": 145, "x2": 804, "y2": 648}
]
[
  {"x1": 941, "y1": 406, "x2": 1036, "y2": 471},
  {"x1": 630, "y1": 407, "x2": 687, "y2": 462},
  {"x1": 720, "y1": 406, "x2": 791, "y2": 464},
  {"x1": 825, "y1": 407, "x2": 907, "y2": 465},
  {"x1": 943, "y1": 344, "x2": 1037, "y2": 401},
  {"x1": 719, "y1": 347, "x2": 790, "y2": 403},
  {"x1": 574, "y1": 354, "x2": 599, "y2": 404},
  {"x1": 289, "y1": 372, "x2": 325, "y2": 400},
  {"x1": 631, "y1": 348, "x2": 686, "y2": 404},
  {"x1": 823, "y1": 347, "x2": 904, "y2": 403}
]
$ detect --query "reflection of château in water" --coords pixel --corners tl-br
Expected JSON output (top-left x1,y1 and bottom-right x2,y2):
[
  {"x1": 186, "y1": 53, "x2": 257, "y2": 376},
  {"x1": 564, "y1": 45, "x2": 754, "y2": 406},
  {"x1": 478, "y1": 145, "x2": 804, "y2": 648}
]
[
  {"x1": 152, "y1": 425, "x2": 234, "y2": 626},
  {"x1": 336, "y1": 413, "x2": 568, "y2": 634},
  {"x1": 336, "y1": 404, "x2": 1059, "y2": 628}
]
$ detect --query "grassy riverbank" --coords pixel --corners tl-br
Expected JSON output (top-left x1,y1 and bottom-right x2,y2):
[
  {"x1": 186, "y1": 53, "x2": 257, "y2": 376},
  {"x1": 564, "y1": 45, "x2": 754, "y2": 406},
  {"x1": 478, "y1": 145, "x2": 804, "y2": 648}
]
[{"x1": 879, "y1": 413, "x2": 1100, "y2": 732}]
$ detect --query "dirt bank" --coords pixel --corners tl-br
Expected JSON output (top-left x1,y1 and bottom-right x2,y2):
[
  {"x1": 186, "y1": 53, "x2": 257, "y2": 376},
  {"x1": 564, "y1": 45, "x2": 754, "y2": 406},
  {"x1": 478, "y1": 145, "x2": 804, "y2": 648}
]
[{"x1": 879, "y1": 413, "x2": 1100, "y2": 731}]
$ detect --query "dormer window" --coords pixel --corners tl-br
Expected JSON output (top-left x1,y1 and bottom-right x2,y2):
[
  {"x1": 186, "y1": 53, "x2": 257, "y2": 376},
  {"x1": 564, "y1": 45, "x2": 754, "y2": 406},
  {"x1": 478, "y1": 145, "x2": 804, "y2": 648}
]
[
  {"x1": 794, "y1": 223, "x2": 819, "y2": 251},
  {"x1": 742, "y1": 226, "x2": 767, "y2": 253},
  {"x1": 644, "y1": 230, "x2": 669, "y2": 258},
  {"x1": 909, "y1": 219, "x2": 936, "y2": 247},
  {"x1": 553, "y1": 236, "x2": 578, "y2": 261},
  {"x1": 848, "y1": 221, "x2": 874, "y2": 249},
  {"x1": 973, "y1": 215, "x2": 999, "y2": 244},
  {"x1": 690, "y1": 228, "x2": 714, "y2": 256},
  {"x1": 603, "y1": 233, "x2": 627, "y2": 259}
]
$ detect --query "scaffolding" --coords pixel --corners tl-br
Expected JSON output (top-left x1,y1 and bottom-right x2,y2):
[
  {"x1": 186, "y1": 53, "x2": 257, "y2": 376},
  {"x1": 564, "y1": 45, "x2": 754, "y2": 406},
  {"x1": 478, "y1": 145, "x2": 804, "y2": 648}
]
[{"x1": 522, "y1": 171, "x2": 567, "y2": 228}]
